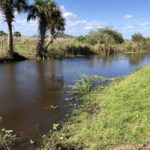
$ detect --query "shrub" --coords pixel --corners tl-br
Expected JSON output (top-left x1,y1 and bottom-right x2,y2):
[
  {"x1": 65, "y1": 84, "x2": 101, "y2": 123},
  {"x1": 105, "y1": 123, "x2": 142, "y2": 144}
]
[
  {"x1": 99, "y1": 28, "x2": 124, "y2": 44},
  {"x1": 132, "y1": 33, "x2": 145, "y2": 42},
  {"x1": 76, "y1": 36, "x2": 86, "y2": 42},
  {"x1": 86, "y1": 28, "x2": 124, "y2": 45},
  {"x1": 13, "y1": 31, "x2": 21, "y2": 37}
]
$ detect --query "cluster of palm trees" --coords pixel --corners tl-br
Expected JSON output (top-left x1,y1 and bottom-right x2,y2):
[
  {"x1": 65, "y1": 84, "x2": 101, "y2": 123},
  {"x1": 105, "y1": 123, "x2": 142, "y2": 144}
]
[{"x1": 0, "y1": 0, "x2": 65, "y2": 59}]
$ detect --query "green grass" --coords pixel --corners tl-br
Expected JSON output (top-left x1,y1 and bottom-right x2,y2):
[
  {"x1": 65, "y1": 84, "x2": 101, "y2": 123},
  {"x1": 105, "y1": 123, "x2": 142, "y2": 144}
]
[
  {"x1": 42, "y1": 65, "x2": 150, "y2": 150},
  {"x1": 0, "y1": 37, "x2": 94, "y2": 59},
  {"x1": 1, "y1": 37, "x2": 150, "y2": 60}
]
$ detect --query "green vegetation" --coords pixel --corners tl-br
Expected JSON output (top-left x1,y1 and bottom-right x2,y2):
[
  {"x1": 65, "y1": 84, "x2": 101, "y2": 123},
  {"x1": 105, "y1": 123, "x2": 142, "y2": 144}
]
[
  {"x1": 0, "y1": 1, "x2": 150, "y2": 150},
  {"x1": 1, "y1": 31, "x2": 150, "y2": 61},
  {"x1": 72, "y1": 75, "x2": 92, "y2": 95},
  {"x1": 47, "y1": 38, "x2": 94, "y2": 58},
  {"x1": 0, "y1": 0, "x2": 28, "y2": 58},
  {"x1": 76, "y1": 36, "x2": 86, "y2": 42},
  {"x1": 86, "y1": 28, "x2": 124, "y2": 45},
  {"x1": 13, "y1": 31, "x2": 21, "y2": 37},
  {"x1": 0, "y1": 1, "x2": 150, "y2": 61},
  {"x1": 42, "y1": 65, "x2": 150, "y2": 149},
  {"x1": 27, "y1": 0, "x2": 65, "y2": 58},
  {"x1": 0, "y1": 0, "x2": 65, "y2": 60},
  {"x1": 0, "y1": 31, "x2": 7, "y2": 37},
  {"x1": 132, "y1": 33, "x2": 145, "y2": 42}
]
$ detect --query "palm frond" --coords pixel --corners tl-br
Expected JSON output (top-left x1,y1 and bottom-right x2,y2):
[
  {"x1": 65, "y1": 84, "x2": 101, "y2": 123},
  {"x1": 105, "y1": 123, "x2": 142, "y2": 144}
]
[{"x1": 14, "y1": 0, "x2": 29, "y2": 13}]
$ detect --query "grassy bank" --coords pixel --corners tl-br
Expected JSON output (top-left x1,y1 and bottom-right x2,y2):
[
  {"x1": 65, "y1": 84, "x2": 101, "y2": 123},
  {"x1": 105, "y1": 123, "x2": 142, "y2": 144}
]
[
  {"x1": 42, "y1": 65, "x2": 150, "y2": 150},
  {"x1": 0, "y1": 37, "x2": 94, "y2": 60},
  {"x1": 1, "y1": 37, "x2": 150, "y2": 62}
]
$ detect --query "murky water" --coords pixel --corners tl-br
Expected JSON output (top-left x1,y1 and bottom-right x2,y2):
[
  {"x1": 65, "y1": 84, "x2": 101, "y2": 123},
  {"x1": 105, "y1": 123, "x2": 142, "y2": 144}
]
[{"x1": 0, "y1": 53, "x2": 150, "y2": 140}]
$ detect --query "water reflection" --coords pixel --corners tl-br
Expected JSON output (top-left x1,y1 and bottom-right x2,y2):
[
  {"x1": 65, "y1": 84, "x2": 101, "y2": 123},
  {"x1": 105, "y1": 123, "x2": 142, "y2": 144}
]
[
  {"x1": 0, "y1": 61, "x2": 66, "y2": 137},
  {"x1": 0, "y1": 53, "x2": 150, "y2": 138}
]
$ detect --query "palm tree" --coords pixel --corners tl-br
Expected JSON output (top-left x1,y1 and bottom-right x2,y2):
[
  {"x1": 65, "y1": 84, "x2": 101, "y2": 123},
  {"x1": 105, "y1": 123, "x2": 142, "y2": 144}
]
[
  {"x1": 27, "y1": 0, "x2": 65, "y2": 58},
  {"x1": 45, "y1": 4, "x2": 65, "y2": 50},
  {"x1": 0, "y1": 0, "x2": 28, "y2": 59},
  {"x1": 27, "y1": 0, "x2": 48, "y2": 58}
]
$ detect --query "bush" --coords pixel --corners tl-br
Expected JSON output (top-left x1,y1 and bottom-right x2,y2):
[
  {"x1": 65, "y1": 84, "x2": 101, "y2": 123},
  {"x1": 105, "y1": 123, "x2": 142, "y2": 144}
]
[
  {"x1": 86, "y1": 28, "x2": 124, "y2": 45},
  {"x1": 132, "y1": 33, "x2": 145, "y2": 42},
  {"x1": 13, "y1": 31, "x2": 21, "y2": 37},
  {"x1": 76, "y1": 36, "x2": 86, "y2": 42},
  {"x1": 99, "y1": 28, "x2": 124, "y2": 44}
]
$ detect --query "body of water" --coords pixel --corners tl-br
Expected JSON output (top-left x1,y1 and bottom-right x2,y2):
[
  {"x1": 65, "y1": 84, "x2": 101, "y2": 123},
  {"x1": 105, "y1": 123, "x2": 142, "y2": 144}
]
[{"x1": 0, "y1": 53, "x2": 150, "y2": 140}]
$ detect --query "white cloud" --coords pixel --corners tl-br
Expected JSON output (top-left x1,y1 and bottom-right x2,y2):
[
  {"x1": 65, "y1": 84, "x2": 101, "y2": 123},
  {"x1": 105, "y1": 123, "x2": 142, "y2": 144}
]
[
  {"x1": 123, "y1": 25, "x2": 135, "y2": 30},
  {"x1": 60, "y1": 6, "x2": 77, "y2": 20},
  {"x1": 15, "y1": 18, "x2": 27, "y2": 24},
  {"x1": 123, "y1": 15, "x2": 133, "y2": 19},
  {"x1": 15, "y1": 18, "x2": 37, "y2": 26},
  {"x1": 139, "y1": 22, "x2": 150, "y2": 28},
  {"x1": 84, "y1": 21, "x2": 105, "y2": 30},
  {"x1": 121, "y1": 22, "x2": 150, "y2": 38},
  {"x1": 60, "y1": 6, "x2": 106, "y2": 35}
]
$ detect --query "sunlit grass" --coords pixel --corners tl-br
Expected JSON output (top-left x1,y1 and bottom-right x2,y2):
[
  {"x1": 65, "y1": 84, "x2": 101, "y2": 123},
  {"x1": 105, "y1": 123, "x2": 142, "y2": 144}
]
[{"x1": 42, "y1": 65, "x2": 150, "y2": 150}]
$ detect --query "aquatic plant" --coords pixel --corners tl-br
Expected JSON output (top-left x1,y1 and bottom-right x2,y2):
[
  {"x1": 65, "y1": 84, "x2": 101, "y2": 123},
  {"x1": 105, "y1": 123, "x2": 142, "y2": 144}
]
[{"x1": 72, "y1": 75, "x2": 92, "y2": 95}]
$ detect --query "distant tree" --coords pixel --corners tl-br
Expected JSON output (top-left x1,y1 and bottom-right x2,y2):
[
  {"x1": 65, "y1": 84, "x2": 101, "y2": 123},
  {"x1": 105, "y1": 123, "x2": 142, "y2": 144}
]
[
  {"x1": 100, "y1": 28, "x2": 124, "y2": 44},
  {"x1": 0, "y1": 0, "x2": 28, "y2": 58},
  {"x1": 86, "y1": 28, "x2": 124, "y2": 45},
  {"x1": 132, "y1": 33, "x2": 145, "y2": 42},
  {"x1": 14, "y1": 31, "x2": 21, "y2": 37},
  {"x1": 0, "y1": 30, "x2": 7, "y2": 36},
  {"x1": 76, "y1": 36, "x2": 86, "y2": 42}
]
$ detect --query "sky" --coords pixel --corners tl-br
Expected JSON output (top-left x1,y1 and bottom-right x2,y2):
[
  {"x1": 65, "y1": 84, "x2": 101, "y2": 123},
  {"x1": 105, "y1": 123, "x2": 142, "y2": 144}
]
[{"x1": 1, "y1": 0, "x2": 150, "y2": 39}]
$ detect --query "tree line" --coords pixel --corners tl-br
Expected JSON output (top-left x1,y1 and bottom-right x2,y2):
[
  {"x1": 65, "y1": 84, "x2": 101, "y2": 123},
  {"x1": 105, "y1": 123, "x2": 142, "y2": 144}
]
[
  {"x1": 0, "y1": 30, "x2": 21, "y2": 37},
  {"x1": 0, "y1": 0, "x2": 65, "y2": 59}
]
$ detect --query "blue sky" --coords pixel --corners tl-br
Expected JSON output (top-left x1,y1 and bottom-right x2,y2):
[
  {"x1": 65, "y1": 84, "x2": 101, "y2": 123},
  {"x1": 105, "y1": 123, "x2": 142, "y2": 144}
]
[{"x1": 1, "y1": 0, "x2": 150, "y2": 39}]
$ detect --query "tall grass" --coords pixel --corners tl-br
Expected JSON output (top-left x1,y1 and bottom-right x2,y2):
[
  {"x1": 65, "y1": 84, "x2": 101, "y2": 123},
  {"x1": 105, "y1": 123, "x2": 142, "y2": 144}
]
[
  {"x1": 1, "y1": 36, "x2": 150, "y2": 60},
  {"x1": 72, "y1": 75, "x2": 92, "y2": 95}
]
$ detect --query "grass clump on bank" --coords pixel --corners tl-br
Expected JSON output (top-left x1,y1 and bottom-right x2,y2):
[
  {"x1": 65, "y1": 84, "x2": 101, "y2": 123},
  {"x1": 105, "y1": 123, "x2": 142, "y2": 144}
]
[
  {"x1": 0, "y1": 128, "x2": 17, "y2": 150},
  {"x1": 42, "y1": 65, "x2": 150, "y2": 150}
]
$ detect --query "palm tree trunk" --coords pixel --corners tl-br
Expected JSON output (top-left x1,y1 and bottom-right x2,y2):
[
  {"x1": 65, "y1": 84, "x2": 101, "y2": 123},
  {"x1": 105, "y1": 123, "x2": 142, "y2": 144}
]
[
  {"x1": 36, "y1": 34, "x2": 45, "y2": 57},
  {"x1": 45, "y1": 35, "x2": 54, "y2": 50},
  {"x1": 7, "y1": 22, "x2": 14, "y2": 59},
  {"x1": 36, "y1": 19, "x2": 47, "y2": 58}
]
